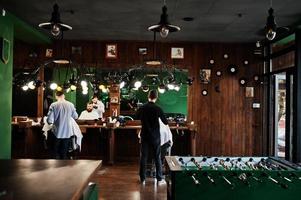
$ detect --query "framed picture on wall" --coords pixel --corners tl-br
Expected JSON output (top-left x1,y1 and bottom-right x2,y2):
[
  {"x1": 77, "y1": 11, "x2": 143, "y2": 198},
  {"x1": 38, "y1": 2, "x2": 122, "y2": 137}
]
[
  {"x1": 171, "y1": 47, "x2": 184, "y2": 59},
  {"x1": 71, "y1": 46, "x2": 82, "y2": 55},
  {"x1": 138, "y1": 47, "x2": 147, "y2": 55},
  {"x1": 246, "y1": 87, "x2": 254, "y2": 98},
  {"x1": 45, "y1": 48, "x2": 53, "y2": 58},
  {"x1": 200, "y1": 69, "x2": 211, "y2": 84},
  {"x1": 110, "y1": 96, "x2": 119, "y2": 104},
  {"x1": 106, "y1": 44, "x2": 117, "y2": 59},
  {"x1": 1, "y1": 37, "x2": 10, "y2": 64}
]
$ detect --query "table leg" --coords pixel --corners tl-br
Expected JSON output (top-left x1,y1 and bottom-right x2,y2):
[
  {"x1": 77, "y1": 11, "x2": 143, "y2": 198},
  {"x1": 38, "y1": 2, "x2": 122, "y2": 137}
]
[
  {"x1": 24, "y1": 127, "x2": 34, "y2": 158},
  {"x1": 108, "y1": 129, "x2": 115, "y2": 165},
  {"x1": 190, "y1": 130, "x2": 196, "y2": 156}
]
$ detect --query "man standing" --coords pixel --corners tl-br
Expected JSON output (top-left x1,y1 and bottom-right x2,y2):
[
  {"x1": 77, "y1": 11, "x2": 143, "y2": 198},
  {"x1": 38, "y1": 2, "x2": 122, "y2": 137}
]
[
  {"x1": 91, "y1": 94, "x2": 105, "y2": 119},
  {"x1": 137, "y1": 90, "x2": 168, "y2": 184},
  {"x1": 47, "y1": 91, "x2": 78, "y2": 159},
  {"x1": 78, "y1": 102, "x2": 99, "y2": 120}
]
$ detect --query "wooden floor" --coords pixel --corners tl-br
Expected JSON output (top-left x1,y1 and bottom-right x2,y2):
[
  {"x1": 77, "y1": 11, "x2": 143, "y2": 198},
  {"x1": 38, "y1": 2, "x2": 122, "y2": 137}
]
[{"x1": 91, "y1": 162, "x2": 167, "y2": 200}]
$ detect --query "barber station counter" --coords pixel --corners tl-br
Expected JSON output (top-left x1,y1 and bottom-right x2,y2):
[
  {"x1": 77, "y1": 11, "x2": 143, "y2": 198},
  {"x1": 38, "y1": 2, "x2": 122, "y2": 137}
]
[{"x1": 11, "y1": 118, "x2": 197, "y2": 164}]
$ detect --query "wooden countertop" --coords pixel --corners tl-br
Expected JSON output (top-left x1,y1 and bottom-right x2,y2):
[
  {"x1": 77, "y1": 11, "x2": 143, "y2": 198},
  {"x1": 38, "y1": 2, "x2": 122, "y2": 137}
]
[
  {"x1": 0, "y1": 159, "x2": 101, "y2": 200},
  {"x1": 12, "y1": 121, "x2": 197, "y2": 131}
]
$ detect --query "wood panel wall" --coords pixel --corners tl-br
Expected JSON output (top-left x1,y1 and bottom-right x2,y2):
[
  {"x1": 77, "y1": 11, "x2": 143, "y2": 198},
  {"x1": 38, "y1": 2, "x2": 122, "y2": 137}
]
[{"x1": 14, "y1": 40, "x2": 264, "y2": 156}]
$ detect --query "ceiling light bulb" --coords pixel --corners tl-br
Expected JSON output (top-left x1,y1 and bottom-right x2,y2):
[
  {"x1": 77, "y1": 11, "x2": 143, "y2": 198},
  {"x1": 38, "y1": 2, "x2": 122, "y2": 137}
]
[
  {"x1": 142, "y1": 85, "x2": 149, "y2": 92},
  {"x1": 70, "y1": 85, "x2": 77, "y2": 91},
  {"x1": 82, "y1": 89, "x2": 88, "y2": 95},
  {"x1": 80, "y1": 80, "x2": 88, "y2": 87},
  {"x1": 101, "y1": 88, "x2": 108, "y2": 93},
  {"x1": 28, "y1": 81, "x2": 36, "y2": 90},
  {"x1": 266, "y1": 28, "x2": 276, "y2": 41},
  {"x1": 99, "y1": 84, "x2": 105, "y2": 90},
  {"x1": 167, "y1": 83, "x2": 175, "y2": 90},
  {"x1": 56, "y1": 86, "x2": 63, "y2": 91},
  {"x1": 134, "y1": 81, "x2": 142, "y2": 89},
  {"x1": 158, "y1": 84, "x2": 166, "y2": 94},
  {"x1": 50, "y1": 82, "x2": 58, "y2": 90},
  {"x1": 119, "y1": 81, "x2": 125, "y2": 89},
  {"x1": 158, "y1": 87, "x2": 166, "y2": 94},
  {"x1": 160, "y1": 27, "x2": 169, "y2": 38},
  {"x1": 174, "y1": 85, "x2": 180, "y2": 91},
  {"x1": 51, "y1": 24, "x2": 61, "y2": 36},
  {"x1": 22, "y1": 85, "x2": 29, "y2": 91}
]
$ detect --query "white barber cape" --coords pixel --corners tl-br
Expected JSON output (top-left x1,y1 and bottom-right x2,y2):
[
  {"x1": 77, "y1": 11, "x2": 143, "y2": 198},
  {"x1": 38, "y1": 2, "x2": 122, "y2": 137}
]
[
  {"x1": 159, "y1": 118, "x2": 173, "y2": 147},
  {"x1": 42, "y1": 117, "x2": 83, "y2": 151},
  {"x1": 78, "y1": 110, "x2": 99, "y2": 120},
  {"x1": 70, "y1": 118, "x2": 83, "y2": 151}
]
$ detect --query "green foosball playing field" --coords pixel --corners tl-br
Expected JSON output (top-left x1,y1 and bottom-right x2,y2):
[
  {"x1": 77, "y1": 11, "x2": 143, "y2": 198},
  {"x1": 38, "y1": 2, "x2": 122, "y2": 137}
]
[{"x1": 165, "y1": 156, "x2": 301, "y2": 200}]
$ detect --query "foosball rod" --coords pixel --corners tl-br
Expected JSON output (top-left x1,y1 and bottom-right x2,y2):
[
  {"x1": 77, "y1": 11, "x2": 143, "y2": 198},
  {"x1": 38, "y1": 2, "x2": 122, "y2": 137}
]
[
  {"x1": 178, "y1": 157, "x2": 201, "y2": 186},
  {"x1": 262, "y1": 173, "x2": 288, "y2": 189},
  {"x1": 190, "y1": 158, "x2": 215, "y2": 184}
]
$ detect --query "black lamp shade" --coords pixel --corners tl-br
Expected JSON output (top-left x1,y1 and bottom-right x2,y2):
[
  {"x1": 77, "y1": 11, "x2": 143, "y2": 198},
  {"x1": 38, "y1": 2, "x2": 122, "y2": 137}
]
[
  {"x1": 148, "y1": 5, "x2": 180, "y2": 33},
  {"x1": 266, "y1": 8, "x2": 277, "y2": 32},
  {"x1": 39, "y1": 4, "x2": 72, "y2": 32}
]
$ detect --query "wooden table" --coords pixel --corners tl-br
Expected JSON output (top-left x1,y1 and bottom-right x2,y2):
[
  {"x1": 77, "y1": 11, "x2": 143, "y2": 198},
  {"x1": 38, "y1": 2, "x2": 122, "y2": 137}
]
[{"x1": 0, "y1": 159, "x2": 101, "y2": 200}]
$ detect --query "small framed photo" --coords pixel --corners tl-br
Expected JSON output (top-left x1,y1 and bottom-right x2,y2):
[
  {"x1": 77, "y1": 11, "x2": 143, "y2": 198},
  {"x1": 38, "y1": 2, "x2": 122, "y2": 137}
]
[
  {"x1": 106, "y1": 44, "x2": 117, "y2": 59},
  {"x1": 45, "y1": 48, "x2": 53, "y2": 58},
  {"x1": 72, "y1": 46, "x2": 82, "y2": 54},
  {"x1": 110, "y1": 96, "x2": 119, "y2": 104},
  {"x1": 171, "y1": 47, "x2": 184, "y2": 59},
  {"x1": 200, "y1": 69, "x2": 211, "y2": 84},
  {"x1": 246, "y1": 87, "x2": 254, "y2": 98},
  {"x1": 138, "y1": 47, "x2": 147, "y2": 55}
]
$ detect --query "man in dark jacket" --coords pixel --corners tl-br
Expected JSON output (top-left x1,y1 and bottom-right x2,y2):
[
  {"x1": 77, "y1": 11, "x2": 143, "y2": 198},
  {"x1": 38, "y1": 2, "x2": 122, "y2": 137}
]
[{"x1": 136, "y1": 90, "x2": 168, "y2": 184}]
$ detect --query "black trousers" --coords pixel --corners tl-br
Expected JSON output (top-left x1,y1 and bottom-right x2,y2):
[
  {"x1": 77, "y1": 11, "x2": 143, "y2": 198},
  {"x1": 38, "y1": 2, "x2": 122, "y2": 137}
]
[
  {"x1": 54, "y1": 137, "x2": 70, "y2": 159},
  {"x1": 139, "y1": 139, "x2": 163, "y2": 181}
]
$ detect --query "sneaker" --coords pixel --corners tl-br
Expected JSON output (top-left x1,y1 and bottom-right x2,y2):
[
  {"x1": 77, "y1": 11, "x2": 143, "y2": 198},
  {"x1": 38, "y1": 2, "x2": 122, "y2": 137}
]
[{"x1": 157, "y1": 179, "x2": 166, "y2": 185}]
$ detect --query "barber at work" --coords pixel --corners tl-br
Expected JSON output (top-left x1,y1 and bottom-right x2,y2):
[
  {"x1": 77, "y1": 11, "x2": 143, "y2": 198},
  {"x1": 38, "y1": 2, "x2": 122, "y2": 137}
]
[
  {"x1": 79, "y1": 102, "x2": 99, "y2": 120},
  {"x1": 47, "y1": 91, "x2": 78, "y2": 159},
  {"x1": 136, "y1": 89, "x2": 168, "y2": 185},
  {"x1": 91, "y1": 94, "x2": 105, "y2": 119}
]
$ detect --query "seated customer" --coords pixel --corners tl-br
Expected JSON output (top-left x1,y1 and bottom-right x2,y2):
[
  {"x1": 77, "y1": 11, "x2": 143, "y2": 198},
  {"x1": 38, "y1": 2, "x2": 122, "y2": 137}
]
[{"x1": 78, "y1": 102, "x2": 99, "y2": 120}]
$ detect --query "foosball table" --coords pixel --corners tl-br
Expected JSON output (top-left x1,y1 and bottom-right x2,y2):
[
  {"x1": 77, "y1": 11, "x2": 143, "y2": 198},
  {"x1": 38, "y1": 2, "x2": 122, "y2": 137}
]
[{"x1": 165, "y1": 156, "x2": 301, "y2": 200}]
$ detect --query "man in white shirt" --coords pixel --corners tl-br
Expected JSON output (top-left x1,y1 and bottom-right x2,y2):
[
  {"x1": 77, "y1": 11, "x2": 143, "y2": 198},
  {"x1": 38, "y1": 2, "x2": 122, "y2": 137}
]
[
  {"x1": 91, "y1": 95, "x2": 105, "y2": 119},
  {"x1": 79, "y1": 102, "x2": 99, "y2": 120}
]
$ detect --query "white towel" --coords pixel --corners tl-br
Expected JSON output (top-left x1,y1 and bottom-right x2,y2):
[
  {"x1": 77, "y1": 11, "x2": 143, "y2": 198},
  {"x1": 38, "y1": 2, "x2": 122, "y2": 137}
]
[
  {"x1": 42, "y1": 117, "x2": 83, "y2": 151},
  {"x1": 42, "y1": 117, "x2": 53, "y2": 140},
  {"x1": 70, "y1": 118, "x2": 83, "y2": 151},
  {"x1": 159, "y1": 118, "x2": 173, "y2": 146}
]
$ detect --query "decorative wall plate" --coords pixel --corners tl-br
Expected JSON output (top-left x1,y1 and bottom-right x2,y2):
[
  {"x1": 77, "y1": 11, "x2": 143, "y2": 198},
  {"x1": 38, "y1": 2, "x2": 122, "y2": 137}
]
[
  {"x1": 1, "y1": 37, "x2": 10, "y2": 64},
  {"x1": 227, "y1": 64, "x2": 238, "y2": 74},
  {"x1": 239, "y1": 78, "x2": 247, "y2": 86},
  {"x1": 253, "y1": 75, "x2": 259, "y2": 81},
  {"x1": 216, "y1": 70, "x2": 222, "y2": 77},
  {"x1": 201, "y1": 89, "x2": 208, "y2": 96}
]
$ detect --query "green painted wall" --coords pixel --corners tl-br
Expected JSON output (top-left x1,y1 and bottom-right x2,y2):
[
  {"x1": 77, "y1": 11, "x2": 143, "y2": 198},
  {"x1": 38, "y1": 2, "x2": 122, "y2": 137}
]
[
  {"x1": 124, "y1": 71, "x2": 188, "y2": 115},
  {"x1": 0, "y1": 14, "x2": 14, "y2": 159},
  {"x1": 52, "y1": 68, "x2": 77, "y2": 105},
  {"x1": 51, "y1": 68, "x2": 187, "y2": 116}
]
